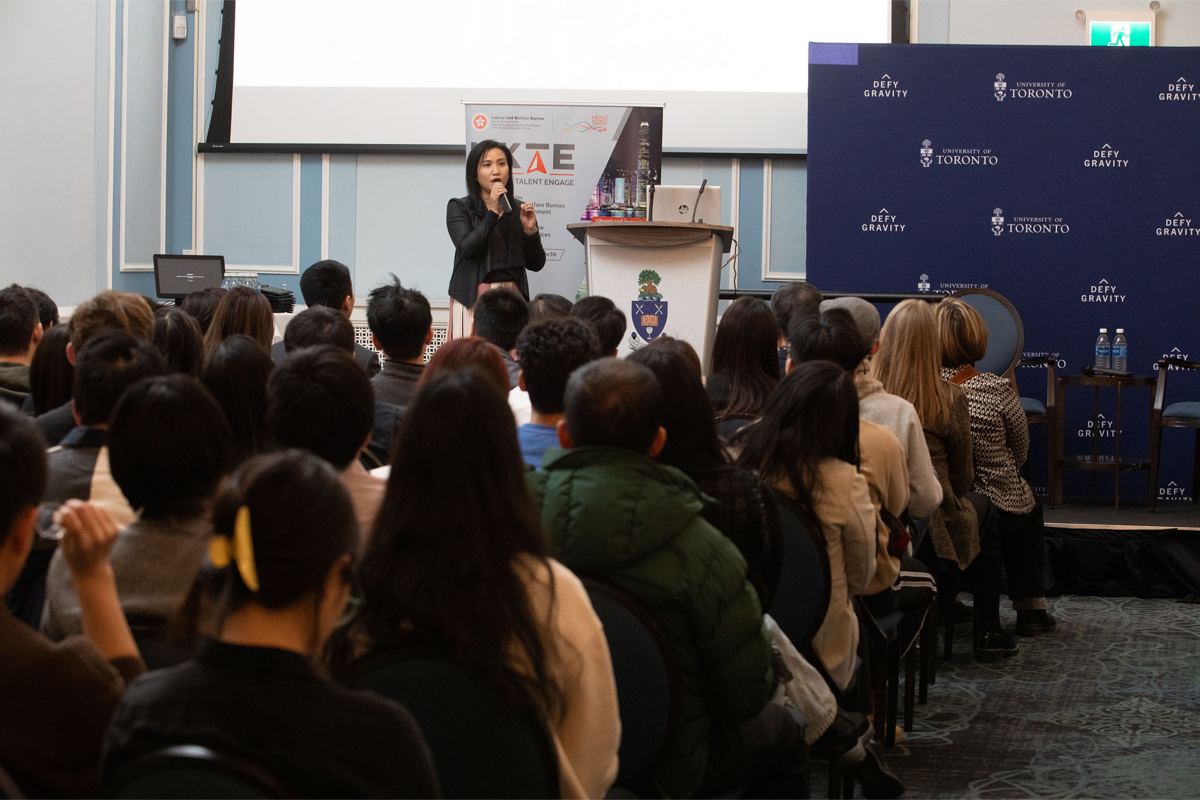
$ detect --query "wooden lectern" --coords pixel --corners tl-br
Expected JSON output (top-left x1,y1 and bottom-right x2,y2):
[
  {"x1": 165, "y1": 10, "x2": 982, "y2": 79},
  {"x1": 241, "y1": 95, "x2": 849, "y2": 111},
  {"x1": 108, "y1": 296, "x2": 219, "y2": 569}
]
[{"x1": 567, "y1": 221, "x2": 734, "y2": 373}]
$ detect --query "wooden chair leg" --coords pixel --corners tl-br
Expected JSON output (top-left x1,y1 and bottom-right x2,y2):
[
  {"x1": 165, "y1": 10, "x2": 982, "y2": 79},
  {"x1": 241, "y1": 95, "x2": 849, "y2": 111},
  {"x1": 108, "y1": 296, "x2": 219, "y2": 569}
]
[
  {"x1": 1149, "y1": 416, "x2": 1164, "y2": 511},
  {"x1": 843, "y1": 772, "x2": 855, "y2": 798},
  {"x1": 1192, "y1": 429, "x2": 1200, "y2": 505},
  {"x1": 927, "y1": 600, "x2": 937, "y2": 687},
  {"x1": 904, "y1": 643, "x2": 917, "y2": 731},
  {"x1": 885, "y1": 641, "x2": 900, "y2": 747},
  {"x1": 871, "y1": 643, "x2": 887, "y2": 745},
  {"x1": 942, "y1": 597, "x2": 954, "y2": 664},
  {"x1": 828, "y1": 766, "x2": 843, "y2": 799}
]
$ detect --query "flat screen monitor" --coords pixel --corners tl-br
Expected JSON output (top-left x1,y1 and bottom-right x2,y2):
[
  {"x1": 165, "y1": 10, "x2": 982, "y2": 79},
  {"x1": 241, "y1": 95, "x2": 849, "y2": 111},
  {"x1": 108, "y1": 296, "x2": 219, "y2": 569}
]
[{"x1": 153, "y1": 254, "x2": 226, "y2": 300}]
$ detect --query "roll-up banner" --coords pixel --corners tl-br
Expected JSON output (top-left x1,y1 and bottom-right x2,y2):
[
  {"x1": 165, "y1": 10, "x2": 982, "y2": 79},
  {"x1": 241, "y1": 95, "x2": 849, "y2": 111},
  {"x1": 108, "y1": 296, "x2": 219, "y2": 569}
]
[{"x1": 464, "y1": 103, "x2": 664, "y2": 299}]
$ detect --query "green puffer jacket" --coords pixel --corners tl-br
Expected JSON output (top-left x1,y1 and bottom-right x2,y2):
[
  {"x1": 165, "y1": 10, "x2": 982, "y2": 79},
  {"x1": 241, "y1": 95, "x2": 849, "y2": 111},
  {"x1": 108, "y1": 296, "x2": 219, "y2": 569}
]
[{"x1": 528, "y1": 446, "x2": 775, "y2": 799}]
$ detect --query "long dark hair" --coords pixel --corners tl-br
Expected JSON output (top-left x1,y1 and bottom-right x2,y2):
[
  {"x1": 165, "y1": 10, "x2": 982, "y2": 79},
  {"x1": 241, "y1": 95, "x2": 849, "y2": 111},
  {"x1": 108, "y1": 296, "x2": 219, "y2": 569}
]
[
  {"x1": 154, "y1": 308, "x2": 205, "y2": 376},
  {"x1": 204, "y1": 286, "x2": 274, "y2": 354},
  {"x1": 29, "y1": 324, "x2": 73, "y2": 415},
  {"x1": 734, "y1": 360, "x2": 859, "y2": 537},
  {"x1": 355, "y1": 368, "x2": 563, "y2": 720},
  {"x1": 201, "y1": 334, "x2": 275, "y2": 464},
  {"x1": 711, "y1": 296, "x2": 780, "y2": 420},
  {"x1": 629, "y1": 338, "x2": 729, "y2": 476},
  {"x1": 465, "y1": 139, "x2": 518, "y2": 211}
]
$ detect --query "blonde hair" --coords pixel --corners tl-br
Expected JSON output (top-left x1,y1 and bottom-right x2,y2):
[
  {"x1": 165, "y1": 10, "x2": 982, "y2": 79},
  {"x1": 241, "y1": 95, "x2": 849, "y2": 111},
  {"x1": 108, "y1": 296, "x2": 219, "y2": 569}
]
[
  {"x1": 874, "y1": 299, "x2": 949, "y2": 430},
  {"x1": 934, "y1": 297, "x2": 988, "y2": 369}
]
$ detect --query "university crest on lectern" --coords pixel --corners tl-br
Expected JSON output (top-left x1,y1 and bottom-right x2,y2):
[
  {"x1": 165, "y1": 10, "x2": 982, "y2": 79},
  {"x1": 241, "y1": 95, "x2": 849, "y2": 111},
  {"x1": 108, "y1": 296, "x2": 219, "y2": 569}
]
[{"x1": 631, "y1": 269, "x2": 668, "y2": 349}]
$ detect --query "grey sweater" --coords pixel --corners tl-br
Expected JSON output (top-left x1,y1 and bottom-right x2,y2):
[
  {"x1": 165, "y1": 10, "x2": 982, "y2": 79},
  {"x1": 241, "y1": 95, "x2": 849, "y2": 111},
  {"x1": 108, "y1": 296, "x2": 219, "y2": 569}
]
[
  {"x1": 856, "y1": 369, "x2": 944, "y2": 518},
  {"x1": 41, "y1": 516, "x2": 211, "y2": 641}
]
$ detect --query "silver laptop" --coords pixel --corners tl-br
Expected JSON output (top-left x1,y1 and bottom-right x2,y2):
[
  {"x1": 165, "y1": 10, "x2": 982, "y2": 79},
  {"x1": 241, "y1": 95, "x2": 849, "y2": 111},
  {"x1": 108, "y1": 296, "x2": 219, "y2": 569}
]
[{"x1": 650, "y1": 185, "x2": 722, "y2": 225}]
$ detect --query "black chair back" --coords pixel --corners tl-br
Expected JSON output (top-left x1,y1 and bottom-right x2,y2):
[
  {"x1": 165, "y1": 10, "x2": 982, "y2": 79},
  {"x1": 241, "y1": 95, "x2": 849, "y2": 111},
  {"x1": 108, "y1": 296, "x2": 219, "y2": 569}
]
[
  {"x1": 767, "y1": 490, "x2": 832, "y2": 650},
  {"x1": 348, "y1": 653, "x2": 559, "y2": 799},
  {"x1": 126, "y1": 614, "x2": 194, "y2": 671},
  {"x1": 581, "y1": 578, "x2": 681, "y2": 792},
  {"x1": 107, "y1": 745, "x2": 291, "y2": 798}
]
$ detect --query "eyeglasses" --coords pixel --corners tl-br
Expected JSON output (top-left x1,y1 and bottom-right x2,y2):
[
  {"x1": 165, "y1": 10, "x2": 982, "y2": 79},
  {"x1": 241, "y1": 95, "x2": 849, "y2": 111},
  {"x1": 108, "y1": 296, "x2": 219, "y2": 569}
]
[{"x1": 334, "y1": 594, "x2": 362, "y2": 629}]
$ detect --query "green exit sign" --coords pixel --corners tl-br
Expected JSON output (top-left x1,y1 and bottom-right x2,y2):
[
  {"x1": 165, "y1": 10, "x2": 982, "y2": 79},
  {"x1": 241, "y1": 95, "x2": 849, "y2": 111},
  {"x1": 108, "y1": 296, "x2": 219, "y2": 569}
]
[{"x1": 1090, "y1": 21, "x2": 1152, "y2": 46}]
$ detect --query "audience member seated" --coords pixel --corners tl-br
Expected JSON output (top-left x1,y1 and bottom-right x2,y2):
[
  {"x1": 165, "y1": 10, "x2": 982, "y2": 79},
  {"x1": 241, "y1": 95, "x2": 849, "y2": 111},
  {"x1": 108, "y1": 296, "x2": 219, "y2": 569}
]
[
  {"x1": 708, "y1": 296, "x2": 779, "y2": 427},
  {"x1": 513, "y1": 318, "x2": 600, "y2": 469},
  {"x1": 42, "y1": 376, "x2": 231, "y2": 653},
  {"x1": 935, "y1": 297, "x2": 1054, "y2": 636},
  {"x1": 528, "y1": 292, "x2": 573, "y2": 325},
  {"x1": 180, "y1": 286, "x2": 226, "y2": 335},
  {"x1": 569, "y1": 295, "x2": 625, "y2": 358},
  {"x1": 631, "y1": 341, "x2": 902, "y2": 797},
  {"x1": 771, "y1": 281, "x2": 823, "y2": 377},
  {"x1": 280, "y1": 307, "x2": 402, "y2": 471},
  {"x1": 366, "y1": 276, "x2": 432, "y2": 408},
  {"x1": 0, "y1": 284, "x2": 43, "y2": 406},
  {"x1": 875, "y1": 300, "x2": 1016, "y2": 661},
  {"x1": 0, "y1": 404, "x2": 145, "y2": 798},
  {"x1": 204, "y1": 285, "x2": 275, "y2": 354},
  {"x1": 269, "y1": 345, "x2": 384, "y2": 536},
  {"x1": 271, "y1": 259, "x2": 381, "y2": 377},
  {"x1": 790, "y1": 309, "x2": 937, "y2": 649},
  {"x1": 472, "y1": 287, "x2": 529, "y2": 389},
  {"x1": 418, "y1": 336, "x2": 511, "y2": 397},
  {"x1": 34, "y1": 290, "x2": 156, "y2": 446},
  {"x1": 24, "y1": 285, "x2": 59, "y2": 331},
  {"x1": 103, "y1": 450, "x2": 440, "y2": 798},
  {"x1": 201, "y1": 334, "x2": 276, "y2": 465},
  {"x1": 530, "y1": 359, "x2": 805, "y2": 799},
  {"x1": 152, "y1": 308, "x2": 204, "y2": 376},
  {"x1": 27, "y1": 323, "x2": 73, "y2": 416},
  {"x1": 735, "y1": 360, "x2": 877, "y2": 692},
  {"x1": 343, "y1": 368, "x2": 620, "y2": 798},
  {"x1": 6, "y1": 331, "x2": 162, "y2": 628}
]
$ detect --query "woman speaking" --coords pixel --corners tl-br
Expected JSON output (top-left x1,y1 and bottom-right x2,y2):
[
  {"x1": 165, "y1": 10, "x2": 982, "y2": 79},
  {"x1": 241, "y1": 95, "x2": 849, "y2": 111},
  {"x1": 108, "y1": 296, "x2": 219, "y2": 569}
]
[{"x1": 446, "y1": 140, "x2": 546, "y2": 338}]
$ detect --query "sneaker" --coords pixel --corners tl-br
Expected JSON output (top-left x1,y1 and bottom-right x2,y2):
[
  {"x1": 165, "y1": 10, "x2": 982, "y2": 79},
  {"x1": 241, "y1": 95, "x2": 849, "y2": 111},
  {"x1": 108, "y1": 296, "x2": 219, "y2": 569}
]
[
  {"x1": 1016, "y1": 610, "x2": 1057, "y2": 636},
  {"x1": 856, "y1": 737, "x2": 905, "y2": 798},
  {"x1": 974, "y1": 629, "x2": 1020, "y2": 662},
  {"x1": 810, "y1": 709, "x2": 871, "y2": 768}
]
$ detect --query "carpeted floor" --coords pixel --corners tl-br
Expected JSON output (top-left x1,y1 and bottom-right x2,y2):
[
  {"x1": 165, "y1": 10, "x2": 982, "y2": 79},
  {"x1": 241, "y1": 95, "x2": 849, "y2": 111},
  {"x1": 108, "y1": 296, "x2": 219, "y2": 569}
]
[{"x1": 815, "y1": 596, "x2": 1200, "y2": 798}]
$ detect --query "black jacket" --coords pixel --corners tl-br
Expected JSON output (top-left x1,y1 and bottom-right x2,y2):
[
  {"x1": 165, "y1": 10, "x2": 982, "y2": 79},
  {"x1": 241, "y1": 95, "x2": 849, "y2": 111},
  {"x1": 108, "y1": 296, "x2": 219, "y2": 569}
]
[{"x1": 446, "y1": 195, "x2": 546, "y2": 307}]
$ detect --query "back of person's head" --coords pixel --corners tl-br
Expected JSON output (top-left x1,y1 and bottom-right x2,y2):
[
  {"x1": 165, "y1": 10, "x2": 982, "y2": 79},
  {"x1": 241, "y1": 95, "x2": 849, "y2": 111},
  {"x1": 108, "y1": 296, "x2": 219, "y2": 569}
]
[
  {"x1": 0, "y1": 284, "x2": 41, "y2": 358},
  {"x1": 771, "y1": 281, "x2": 822, "y2": 343},
  {"x1": 29, "y1": 325, "x2": 74, "y2": 415},
  {"x1": 819, "y1": 297, "x2": 881, "y2": 350},
  {"x1": 629, "y1": 340, "x2": 727, "y2": 475},
  {"x1": 367, "y1": 276, "x2": 431, "y2": 361},
  {"x1": 563, "y1": 359, "x2": 664, "y2": 453},
  {"x1": 874, "y1": 299, "x2": 948, "y2": 430},
  {"x1": 194, "y1": 450, "x2": 360, "y2": 623},
  {"x1": 145, "y1": 297, "x2": 169, "y2": 319},
  {"x1": 570, "y1": 295, "x2": 626, "y2": 356},
  {"x1": 204, "y1": 286, "x2": 274, "y2": 354},
  {"x1": 357, "y1": 367, "x2": 558, "y2": 717},
  {"x1": 473, "y1": 288, "x2": 529, "y2": 351},
  {"x1": 180, "y1": 287, "x2": 227, "y2": 335},
  {"x1": 299, "y1": 260, "x2": 354, "y2": 311},
  {"x1": 153, "y1": 308, "x2": 205, "y2": 376},
  {"x1": 789, "y1": 308, "x2": 870, "y2": 372},
  {"x1": 201, "y1": 334, "x2": 275, "y2": 464},
  {"x1": 268, "y1": 346, "x2": 374, "y2": 471},
  {"x1": 108, "y1": 375, "x2": 232, "y2": 521},
  {"x1": 711, "y1": 296, "x2": 779, "y2": 419},
  {"x1": 528, "y1": 293, "x2": 573, "y2": 325},
  {"x1": 514, "y1": 318, "x2": 600, "y2": 415},
  {"x1": 283, "y1": 305, "x2": 354, "y2": 354},
  {"x1": 647, "y1": 335, "x2": 703, "y2": 378},
  {"x1": 67, "y1": 290, "x2": 156, "y2": 355},
  {"x1": 72, "y1": 330, "x2": 167, "y2": 427},
  {"x1": 734, "y1": 360, "x2": 859, "y2": 534},
  {"x1": 0, "y1": 404, "x2": 47, "y2": 548},
  {"x1": 23, "y1": 286, "x2": 58, "y2": 330},
  {"x1": 419, "y1": 337, "x2": 510, "y2": 395},
  {"x1": 933, "y1": 297, "x2": 988, "y2": 369}
]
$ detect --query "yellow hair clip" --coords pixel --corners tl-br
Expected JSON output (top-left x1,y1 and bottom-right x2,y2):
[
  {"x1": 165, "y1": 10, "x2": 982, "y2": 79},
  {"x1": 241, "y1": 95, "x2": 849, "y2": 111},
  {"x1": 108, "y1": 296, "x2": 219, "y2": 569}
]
[{"x1": 207, "y1": 505, "x2": 260, "y2": 592}]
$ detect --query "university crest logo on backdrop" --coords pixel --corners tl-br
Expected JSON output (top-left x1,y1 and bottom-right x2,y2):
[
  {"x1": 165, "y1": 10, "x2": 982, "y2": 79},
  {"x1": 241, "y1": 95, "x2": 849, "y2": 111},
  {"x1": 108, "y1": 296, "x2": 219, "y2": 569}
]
[{"x1": 629, "y1": 270, "x2": 667, "y2": 351}]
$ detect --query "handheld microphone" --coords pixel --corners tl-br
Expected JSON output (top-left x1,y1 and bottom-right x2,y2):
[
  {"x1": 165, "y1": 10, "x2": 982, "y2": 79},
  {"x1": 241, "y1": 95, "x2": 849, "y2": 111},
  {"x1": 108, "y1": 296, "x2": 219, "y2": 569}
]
[
  {"x1": 691, "y1": 179, "x2": 707, "y2": 224},
  {"x1": 1081, "y1": 365, "x2": 1133, "y2": 378},
  {"x1": 499, "y1": 192, "x2": 513, "y2": 214}
]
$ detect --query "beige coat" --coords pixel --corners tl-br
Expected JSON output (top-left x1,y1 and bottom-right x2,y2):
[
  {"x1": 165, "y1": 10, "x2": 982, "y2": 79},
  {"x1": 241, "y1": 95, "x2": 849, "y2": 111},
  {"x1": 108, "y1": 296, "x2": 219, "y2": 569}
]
[{"x1": 857, "y1": 420, "x2": 910, "y2": 596}]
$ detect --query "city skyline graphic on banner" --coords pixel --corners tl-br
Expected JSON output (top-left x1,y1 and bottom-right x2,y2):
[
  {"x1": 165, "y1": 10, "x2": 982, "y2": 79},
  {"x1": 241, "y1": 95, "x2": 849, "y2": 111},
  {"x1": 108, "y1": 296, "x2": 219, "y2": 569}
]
[{"x1": 583, "y1": 107, "x2": 662, "y2": 221}]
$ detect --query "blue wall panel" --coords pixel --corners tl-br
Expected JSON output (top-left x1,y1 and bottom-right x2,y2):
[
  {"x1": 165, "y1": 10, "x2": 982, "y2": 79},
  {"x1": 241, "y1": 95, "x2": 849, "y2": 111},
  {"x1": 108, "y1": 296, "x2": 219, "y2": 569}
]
[{"x1": 203, "y1": 153, "x2": 295, "y2": 269}]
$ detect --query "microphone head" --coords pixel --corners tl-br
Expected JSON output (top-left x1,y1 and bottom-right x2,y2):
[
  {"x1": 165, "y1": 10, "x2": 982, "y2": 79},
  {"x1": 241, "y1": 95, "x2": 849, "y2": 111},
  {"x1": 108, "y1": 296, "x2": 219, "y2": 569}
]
[{"x1": 1081, "y1": 365, "x2": 1096, "y2": 376}]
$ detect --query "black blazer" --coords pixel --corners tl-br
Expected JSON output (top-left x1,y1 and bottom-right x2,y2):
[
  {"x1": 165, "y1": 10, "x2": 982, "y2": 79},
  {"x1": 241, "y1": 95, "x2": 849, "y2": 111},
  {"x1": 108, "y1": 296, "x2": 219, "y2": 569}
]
[{"x1": 446, "y1": 195, "x2": 546, "y2": 307}]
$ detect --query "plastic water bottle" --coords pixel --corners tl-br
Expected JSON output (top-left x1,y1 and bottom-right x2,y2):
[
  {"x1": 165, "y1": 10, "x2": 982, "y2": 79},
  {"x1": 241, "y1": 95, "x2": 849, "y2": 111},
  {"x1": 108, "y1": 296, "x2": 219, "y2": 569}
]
[
  {"x1": 1112, "y1": 329, "x2": 1128, "y2": 372},
  {"x1": 1095, "y1": 328, "x2": 1111, "y2": 370}
]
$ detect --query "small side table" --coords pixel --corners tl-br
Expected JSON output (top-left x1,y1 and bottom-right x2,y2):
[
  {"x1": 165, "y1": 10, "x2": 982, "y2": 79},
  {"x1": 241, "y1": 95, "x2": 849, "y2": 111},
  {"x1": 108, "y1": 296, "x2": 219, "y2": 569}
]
[{"x1": 1052, "y1": 374, "x2": 1156, "y2": 509}]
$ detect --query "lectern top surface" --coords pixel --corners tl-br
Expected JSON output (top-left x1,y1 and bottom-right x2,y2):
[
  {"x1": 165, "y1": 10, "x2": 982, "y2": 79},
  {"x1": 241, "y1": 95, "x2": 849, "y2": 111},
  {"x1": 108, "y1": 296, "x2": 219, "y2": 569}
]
[{"x1": 566, "y1": 220, "x2": 734, "y2": 251}]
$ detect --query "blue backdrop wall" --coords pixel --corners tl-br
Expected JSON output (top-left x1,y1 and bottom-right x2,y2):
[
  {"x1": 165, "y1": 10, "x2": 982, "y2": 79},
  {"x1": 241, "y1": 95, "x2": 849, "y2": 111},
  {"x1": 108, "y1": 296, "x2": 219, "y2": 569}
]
[{"x1": 806, "y1": 42, "x2": 1200, "y2": 503}]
